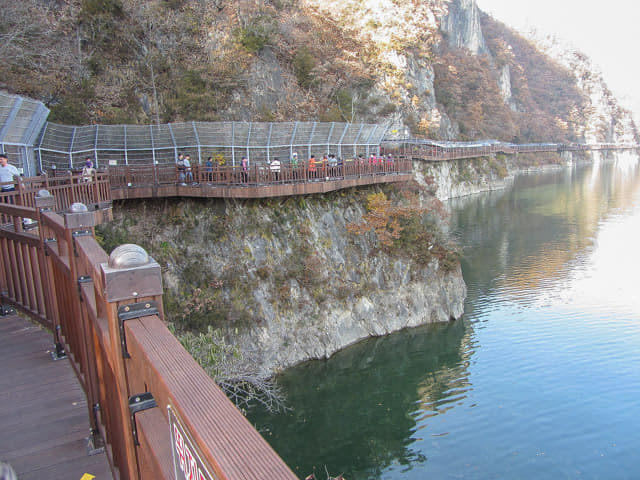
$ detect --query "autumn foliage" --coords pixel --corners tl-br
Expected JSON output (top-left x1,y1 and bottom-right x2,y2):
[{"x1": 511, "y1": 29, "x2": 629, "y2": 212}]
[
  {"x1": 347, "y1": 191, "x2": 421, "y2": 247},
  {"x1": 346, "y1": 184, "x2": 458, "y2": 271},
  {"x1": 347, "y1": 192, "x2": 403, "y2": 247}
]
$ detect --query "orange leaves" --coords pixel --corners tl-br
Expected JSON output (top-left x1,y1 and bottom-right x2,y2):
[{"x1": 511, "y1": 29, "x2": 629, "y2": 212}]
[{"x1": 347, "y1": 191, "x2": 423, "y2": 248}]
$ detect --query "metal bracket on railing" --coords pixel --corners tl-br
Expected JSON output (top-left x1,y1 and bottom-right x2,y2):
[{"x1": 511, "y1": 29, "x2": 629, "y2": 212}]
[
  {"x1": 43, "y1": 238, "x2": 57, "y2": 256},
  {"x1": 50, "y1": 324, "x2": 67, "y2": 361},
  {"x1": 77, "y1": 275, "x2": 92, "y2": 301},
  {"x1": 71, "y1": 229, "x2": 92, "y2": 256},
  {"x1": 72, "y1": 229, "x2": 92, "y2": 237},
  {"x1": 129, "y1": 392, "x2": 158, "y2": 446},
  {"x1": 22, "y1": 218, "x2": 38, "y2": 231},
  {"x1": 0, "y1": 303, "x2": 16, "y2": 316},
  {"x1": 43, "y1": 238, "x2": 56, "y2": 256},
  {"x1": 117, "y1": 301, "x2": 159, "y2": 358},
  {"x1": 86, "y1": 402, "x2": 106, "y2": 456}
]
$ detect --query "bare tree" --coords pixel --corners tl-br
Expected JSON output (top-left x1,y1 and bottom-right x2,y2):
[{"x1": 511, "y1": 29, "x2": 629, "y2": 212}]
[
  {"x1": 177, "y1": 326, "x2": 289, "y2": 413},
  {"x1": 127, "y1": 3, "x2": 174, "y2": 123}
]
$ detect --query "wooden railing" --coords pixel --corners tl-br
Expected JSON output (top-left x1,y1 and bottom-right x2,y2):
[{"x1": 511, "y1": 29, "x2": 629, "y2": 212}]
[
  {"x1": 380, "y1": 141, "x2": 559, "y2": 160},
  {"x1": 107, "y1": 158, "x2": 413, "y2": 188},
  {"x1": 0, "y1": 172, "x2": 111, "y2": 223},
  {"x1": 380, "y1": 140, "x2": 638, "y2": 161},
  {"x1": 0, "y1": 194, "x2": 298, "y2": 480}
]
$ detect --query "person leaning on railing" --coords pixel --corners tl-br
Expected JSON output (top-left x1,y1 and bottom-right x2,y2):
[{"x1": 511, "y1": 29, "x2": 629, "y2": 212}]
[{"x1": 0, "y1": 153, "x2": 20, "y2": 202}]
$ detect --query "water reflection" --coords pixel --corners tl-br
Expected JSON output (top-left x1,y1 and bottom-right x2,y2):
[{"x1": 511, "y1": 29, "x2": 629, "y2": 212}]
[
  {"x1": 249, "y1": 320, "x2": 471, "y2": 479},
  {"x1": 449, "y1": 156, "x2": 640, "y2": 313},
  {"x1": 249, "y1": 155, "x2": 640, "y2": 479}
]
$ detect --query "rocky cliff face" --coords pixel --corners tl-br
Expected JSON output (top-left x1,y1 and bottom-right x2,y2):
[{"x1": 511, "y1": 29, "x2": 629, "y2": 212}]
[
  {"x1": 6, "y1": 0, "x2": 635, "y2": 145},
  {"x1": 105, "y1": 189, "x2": 466, "y2": 374},
  {"x1": 440, "y1": 0, "x2": 486, "y2": 54},
  {"x1": 498, "y1": 64, "x2": 516, "y2": 110},
  {"x1": 415, "y1": 158, "x2": 513, "y2": 201},
  {"x1": 303, "y1": 0, "x2": 487, "y2": 140},
  {"x1": 413, "y1": 150, "x2": 599, "y2": 201},
  {"x1": 534, "y1": 36, "x2": 639, "y2": 144}
]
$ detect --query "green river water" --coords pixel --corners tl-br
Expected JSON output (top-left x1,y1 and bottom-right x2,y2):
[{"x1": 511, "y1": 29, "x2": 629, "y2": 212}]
[{"x1": 248, "y1": 154, "x2": 640, "y2": 479}]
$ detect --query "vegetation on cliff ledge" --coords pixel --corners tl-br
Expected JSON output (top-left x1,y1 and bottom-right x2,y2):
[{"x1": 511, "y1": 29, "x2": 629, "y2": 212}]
[{"x1": 96, "y1": 183, "x2": 457, "y2": 335}]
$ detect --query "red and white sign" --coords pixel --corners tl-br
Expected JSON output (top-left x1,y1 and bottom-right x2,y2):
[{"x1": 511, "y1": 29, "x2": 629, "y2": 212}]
[{"x1": 168, "y1": 405, "x2": 219, "y2": 480}]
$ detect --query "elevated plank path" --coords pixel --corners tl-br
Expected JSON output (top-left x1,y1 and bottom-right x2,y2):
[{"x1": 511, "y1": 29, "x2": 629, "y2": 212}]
[
  {"x1": 108, "y1": 159, "x2": 413, "y2": 200},
  {"x1": 0, "y1": 314, "x2": 112, "y2": 479}
]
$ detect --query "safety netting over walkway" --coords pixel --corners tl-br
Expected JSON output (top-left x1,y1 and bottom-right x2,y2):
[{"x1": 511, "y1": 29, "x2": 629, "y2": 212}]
[
  {"x1": 36, "y1": 121, "x2": 389, "y2": 169},
  {"x1": 0, "y1": 91, "x2": 50, "y2": 176}
]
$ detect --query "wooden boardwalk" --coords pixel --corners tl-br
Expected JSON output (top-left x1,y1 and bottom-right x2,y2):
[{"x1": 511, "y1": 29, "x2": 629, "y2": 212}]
[{"x1": 0, "y1": 314, "x2": 113, "y2": 480}]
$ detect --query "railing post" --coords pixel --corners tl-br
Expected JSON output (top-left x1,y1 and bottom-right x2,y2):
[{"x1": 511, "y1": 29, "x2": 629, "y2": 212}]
[
  {"x1": 68, "y1": 170, "x2": 77, "y2": 204},
  {"x1": 92, "y1": 171, "x2": 100, "y2": 206},
  {"x1": 16, "y1": 176, "x2": 26, "y2": 206},
  {"x1": 62, "y1": 202, "x2": 105, "y2": 452},
  {"x1": 35, "y1": 190, "x2": 64, "y2": 358},
  {"x1": 101, "y1": 244, "x2": 163, "y2": 480}
]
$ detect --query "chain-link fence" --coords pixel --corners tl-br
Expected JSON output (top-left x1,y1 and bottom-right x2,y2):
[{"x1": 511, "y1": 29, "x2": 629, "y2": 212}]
[
  {"x1": 36, "y1": 121, "x2": 389, "y2": 171},
  {"x1": 0, "y1": 91, "x2": 50, "y2": 176}
]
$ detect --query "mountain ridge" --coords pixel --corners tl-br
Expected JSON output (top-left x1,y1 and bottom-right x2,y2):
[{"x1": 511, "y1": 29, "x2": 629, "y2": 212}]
[{"x1": 1, "y1": 0, "x2": 636, "y2": 144}]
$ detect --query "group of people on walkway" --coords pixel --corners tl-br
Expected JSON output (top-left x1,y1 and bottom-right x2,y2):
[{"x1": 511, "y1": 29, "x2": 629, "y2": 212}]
[
  {"x1": 172, "y1": 150, "x2": 396, "y2": 186},
  {"x1": 177, "y1": 153, "x2": 194, "y2": 184}
]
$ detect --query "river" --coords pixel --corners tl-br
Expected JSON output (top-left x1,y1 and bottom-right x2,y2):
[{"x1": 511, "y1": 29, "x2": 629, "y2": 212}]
[{"x1": 247, "y1": 154, "x2": 640, "y2": 479}]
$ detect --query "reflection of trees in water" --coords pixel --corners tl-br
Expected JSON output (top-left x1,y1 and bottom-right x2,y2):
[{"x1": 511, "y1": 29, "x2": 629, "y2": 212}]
[
  {"x1": 449, "y1": 161, "x2": 640, "y2": 308},
  {"x1": 248, "y1": 158, "x2": 640, "y2": 480},
  {"x1": 414, "y1": 327, "x2": 474, "y2": 423},
  {"x1": 248, "y1": 319, "x2": 471, "y2": 480}
]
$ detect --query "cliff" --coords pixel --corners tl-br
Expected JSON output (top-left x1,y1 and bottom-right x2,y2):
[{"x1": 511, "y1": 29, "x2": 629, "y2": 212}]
[
  {"x1": 440, "y1": 0, "x2": 486, "y2": 55},
  {"x1": 1, "y1": 0, "x2": 636, "y2": 144},
  {"x1": 101, "y1": 187, "x2": 466, "y2": 373},
  {"x1": 534, "y1": 35, "x2": 639, "y2": 144}
]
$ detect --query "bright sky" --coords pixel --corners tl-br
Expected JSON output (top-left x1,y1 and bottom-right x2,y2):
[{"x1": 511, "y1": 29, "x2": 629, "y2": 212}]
[{"x1": 476, "y1": 0, "x2": 640, "y2": 121}]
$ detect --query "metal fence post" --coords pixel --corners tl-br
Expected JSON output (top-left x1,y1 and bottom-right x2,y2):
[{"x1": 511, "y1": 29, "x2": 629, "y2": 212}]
[{"x1": 94, "y1": 125, "x2": 99, "y2": 168}]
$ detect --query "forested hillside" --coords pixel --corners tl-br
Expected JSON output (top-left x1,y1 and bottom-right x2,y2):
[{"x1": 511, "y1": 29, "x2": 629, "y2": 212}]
[{"x1": 1, "y1": 0, "x2": 636, "y2": 143}]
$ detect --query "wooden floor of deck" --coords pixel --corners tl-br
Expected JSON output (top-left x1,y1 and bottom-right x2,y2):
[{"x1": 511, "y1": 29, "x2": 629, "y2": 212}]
[{"x1": 0, "y1": 314, "x2": 113, "y2": 480}]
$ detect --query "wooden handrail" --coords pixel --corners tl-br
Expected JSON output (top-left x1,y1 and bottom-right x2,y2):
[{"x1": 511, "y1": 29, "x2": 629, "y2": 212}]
[
  {"x1": 106, "y1": 158, "x2": 414, "y2": 189},
  {"x1": 0, "y1": 196, "x2": 297, "y2": 480},
  {"x1": 6, "y1": 141, "x2": 632, "y2": 205},
  {"x1": 0, "y1": 172, "x2": 111, "y2": 217},
  {"x1": 380, "y1": 141, "x2": 637, "y2": 161}
]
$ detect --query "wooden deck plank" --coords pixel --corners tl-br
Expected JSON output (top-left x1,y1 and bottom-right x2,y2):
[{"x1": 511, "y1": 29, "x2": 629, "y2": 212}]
[{"x1": 0, "y1": 314, "x2": 113, "y2": 480}]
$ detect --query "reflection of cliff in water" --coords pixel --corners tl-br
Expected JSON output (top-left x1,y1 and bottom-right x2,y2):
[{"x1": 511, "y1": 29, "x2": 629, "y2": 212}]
[
  {"x1": 448, "y1": 158, "x2": 640, "y2": 311},
  {"x1": 247, "y1": 319, "x2": 471, "y2": 480}
]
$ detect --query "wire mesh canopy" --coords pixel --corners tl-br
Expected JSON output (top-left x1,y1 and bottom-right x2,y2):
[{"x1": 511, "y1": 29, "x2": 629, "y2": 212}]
[
  {"x1": 0, "y1": 91, "x2": 50, "y2": 147},
  {"x1": 0, "y1": 91, "x2": 50, "y2": 175},
  {"x1": 36, "y1": 121, "x2": 389, "y2": 169}
]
